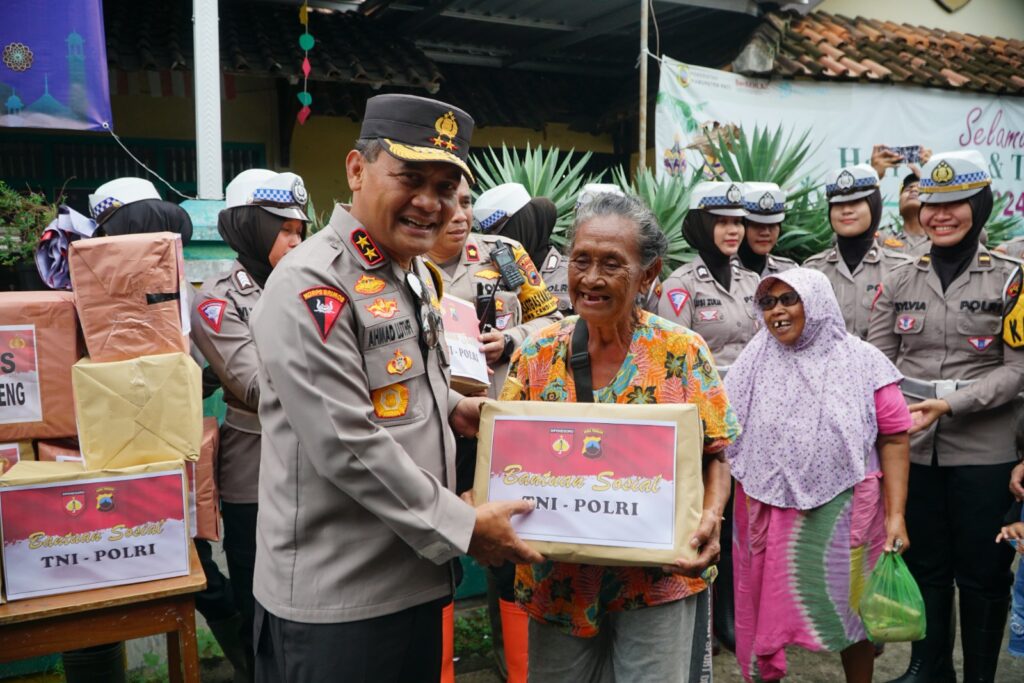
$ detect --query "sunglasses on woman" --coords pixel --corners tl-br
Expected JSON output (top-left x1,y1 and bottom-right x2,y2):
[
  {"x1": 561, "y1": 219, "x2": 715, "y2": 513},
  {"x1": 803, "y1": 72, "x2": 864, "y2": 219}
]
[{"x1": 757, "y1": 291, "x2": 801, "y2": 311}]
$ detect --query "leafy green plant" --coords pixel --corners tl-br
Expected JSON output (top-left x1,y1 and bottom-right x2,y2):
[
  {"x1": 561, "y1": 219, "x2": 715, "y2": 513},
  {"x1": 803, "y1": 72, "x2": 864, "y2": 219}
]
[
  {"x1": 775, "y1": 182, "x2": 833, "y2": 263},
  {"x1": 304, "y1": 194, "x2": 333, "y2": 236},
  {"x1": 453, "y1": 606, "x2": 493, "y2": 659},
  {"x1": 0, "y1": 181, "x2": 55, "y2": 267},
  {"x1": 612, "y1": 165, "x2": 701, "y2": 277},
  {"x1": 470, "y1": 143, "x2": 600, "y2": 245},
  {"x1": 196, "y1": 626, "x2": 224, "y2": 659},
  {"x1": 987, "y1": 192, "x2": 1024, "y2": 246}
]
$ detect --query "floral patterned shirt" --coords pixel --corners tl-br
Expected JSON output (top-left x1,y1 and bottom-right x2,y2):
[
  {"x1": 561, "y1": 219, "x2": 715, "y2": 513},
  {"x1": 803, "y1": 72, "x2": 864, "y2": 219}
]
[{"x1": 500, "y1": 311, "x2": 741, "y2": 637}]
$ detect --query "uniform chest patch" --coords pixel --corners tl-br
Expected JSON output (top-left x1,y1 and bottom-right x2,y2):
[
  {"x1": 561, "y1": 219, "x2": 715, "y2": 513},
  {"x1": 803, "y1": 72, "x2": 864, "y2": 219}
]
[
  {"x1": 495, "y1": 313, "x2": 513, "y2": 330},
  {"x1": 197, "y1": 298, "x2": 227, "y2": 333},
  {"x1": 465, "y1": 243, "x2": 480, "y2": 262},
  {"x1": 668, "y1": 288, "x2": 690, "y2": 315},
  {"x1": 544, "y1": 253, "x2": 560, "y2": 272},
  {"x1": 968, "y1": 336, "x2": 994, "y2": 351},
  {"x1": 386, "y1": 349, "x2": 414, "y2": 375},
  {"x1": 372, "y1": 383, "x2": 409, "y2": 419},
  {"x1": 301, "y1": 286, "x2": 347, "y2": 342},
  {"x1": 897, "y1": 315, "x2": 916, "y2": 331},
  {"x1": 698, "y1": 309, "x2": 721, "y2": 322},
  {"x1": 354, "y1": 274, "x2": 386, "y2": 295},
  {"x1": 474, "y1": 268, "x2": 500, "y2": 280},
  {"x1": 366, "y1": 298, "x2": 399, "y2": 319}
]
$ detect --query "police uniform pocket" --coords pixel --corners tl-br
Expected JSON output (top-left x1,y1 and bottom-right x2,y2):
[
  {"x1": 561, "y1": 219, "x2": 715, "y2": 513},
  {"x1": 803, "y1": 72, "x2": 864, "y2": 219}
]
[
  {"x1": 956, "y1": 310, "x2": 1000, "y2": 353},
  {"x1": 364, "y1": 342, "x2": 425, "y2": 426},
  {"x1": 893, "y1": 311, "x2": 925, "y2": 335}
]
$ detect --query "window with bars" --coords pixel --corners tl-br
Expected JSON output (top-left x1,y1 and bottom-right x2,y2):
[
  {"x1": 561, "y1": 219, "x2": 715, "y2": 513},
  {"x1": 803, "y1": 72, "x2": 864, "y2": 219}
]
[{"x1": 0, "y1": 132, "x2": 265, "y2": 215}]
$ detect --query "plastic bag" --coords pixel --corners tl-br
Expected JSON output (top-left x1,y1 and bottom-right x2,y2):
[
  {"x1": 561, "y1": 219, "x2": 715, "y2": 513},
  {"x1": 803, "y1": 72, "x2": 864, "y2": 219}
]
[{"x1": 859, "y1": 550, "x2": 926, "y2": 642}]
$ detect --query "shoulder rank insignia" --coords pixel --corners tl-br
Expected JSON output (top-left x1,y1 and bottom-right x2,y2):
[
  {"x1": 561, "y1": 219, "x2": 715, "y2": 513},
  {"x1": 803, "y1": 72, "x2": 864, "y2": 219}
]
[
  {"x1": 1002, "y1": 267, "x2": 1024, "y2": 347},
  {"x1": 979, "y1": 253, "x2": 991, "y2": 264},
  {"x1": 465, "y1": 242, "x2": 480, "y2": 262},
  {"x1": 197, "y1": 298, "x2": 227, "y2": 333},
  {"x1": 696, "y1": 265, "x2": 711, "y2": 280},
  {"x1": 301, "y1": 286, "x2": 347, "y2": 343},
  {"x1": 919, "y1": 254, "x2": 931, "y2": 264},
  {"x1": 354, "y1": 274, "x2": 386, "y2": 295},
  {"x1": 351, "y1": 228, "x2": 386, "y2": 267},
  {"x1": 234, "y1": 270, "x2": 255, "y2": 290}
]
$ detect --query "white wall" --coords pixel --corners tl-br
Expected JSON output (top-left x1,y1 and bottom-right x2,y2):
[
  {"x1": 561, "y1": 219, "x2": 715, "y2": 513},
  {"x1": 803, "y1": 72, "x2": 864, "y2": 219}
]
[{"x1": 816, "y1": 0, "x2": 1024, "y2": 40}]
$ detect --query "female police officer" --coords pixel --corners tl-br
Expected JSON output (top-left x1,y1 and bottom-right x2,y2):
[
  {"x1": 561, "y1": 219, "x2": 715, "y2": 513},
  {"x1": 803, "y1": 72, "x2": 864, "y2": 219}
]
[
  {"x1": 805, "y1": 165, "x2": 910, "y2": 340},
  {"x1": 737, "y1": 182, "x2": 797, "y2": 276},
  {"x1": 190, "y1": 169, "x2": 309, "y2": 681},
  {"x1": 869, "y1": 151, "x2": 1024, "y2": 683}
]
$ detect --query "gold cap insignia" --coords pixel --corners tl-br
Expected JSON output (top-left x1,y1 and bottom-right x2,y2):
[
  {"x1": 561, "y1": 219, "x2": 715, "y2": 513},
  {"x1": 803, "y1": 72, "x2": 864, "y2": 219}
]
[
  {"x1": 931, "y1": 160, "x2": 955, "y2": 185},
  {"x1": 430, "y1": 111, "x2": 459, "y2": 151}
]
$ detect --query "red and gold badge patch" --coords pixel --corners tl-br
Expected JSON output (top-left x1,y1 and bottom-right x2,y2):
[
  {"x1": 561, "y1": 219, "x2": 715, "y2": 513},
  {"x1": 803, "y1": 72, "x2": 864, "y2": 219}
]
[
  {"x1": 300, "y1": 286, "x2": 347, "y2": 342},
  {"x1": 197, "y1": 298, "x2": 227, "y2": 333},
  {"x1": 372, "y1": 383, "x2": 409, "y2": 418},
  {"x1": 466, "y1": 243, "x2": 480, "y2": 262},
  {"x1": 366, "y1": 297, "x2": 399, "y2": 319}
]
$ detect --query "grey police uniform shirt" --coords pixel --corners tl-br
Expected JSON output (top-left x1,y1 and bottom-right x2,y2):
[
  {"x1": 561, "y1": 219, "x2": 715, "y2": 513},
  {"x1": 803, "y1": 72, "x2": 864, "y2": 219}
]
[
  {"x1": 868, "y1": 248, "x2": 1024, "y2": 467},
  {"x1": 804, "y1": 244, "x2": 911, "y2": 340},
  {"x1": 878, "y1": 225, "x2": 931, "y2": 257},
  {"x1": 761, "y1": 254, "x2": 798, "y2": 275},
  {"x1": 655, "y1": 255, "x2": 760, "y2": 367},
  {"x1": 426, "y1": 233, "x2": 561, "y2": 398},
  {"x1": 539, "y1": 245, "x2": 572, "y2": 313},
  {"x1": 250, "y1": 205, "x2": 475, "y2": 624},
  {"x1": 995, "y1": 236, "x2": 1024, "y2": 260},
  {"x1": 189, "y1": 262, "x2": 263, "y2": 504}
]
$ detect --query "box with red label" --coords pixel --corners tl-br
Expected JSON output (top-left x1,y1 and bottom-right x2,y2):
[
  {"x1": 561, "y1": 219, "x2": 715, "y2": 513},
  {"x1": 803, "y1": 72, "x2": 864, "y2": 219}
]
[
  {"x1": 0, "y1": 291, "x2": 80, "y2": 441},
  {"x1": 69, "y1": 232, "x2": 190, "y2": 363},
  {"x1": 0, "y1": 460, "x2": 190, "y2": 601},
  {"x1": 36, "y1": 438, "x2": 84, "y2": 465},
  {"x1": 186, "y1": 418, "x2": 220, "y2": 541},
  {"x1": 440, "y1": 294, "x2": 490, "y2": 395},
  {"x1": 0, "y1": 442, "x2": 33, "y2": 475}
]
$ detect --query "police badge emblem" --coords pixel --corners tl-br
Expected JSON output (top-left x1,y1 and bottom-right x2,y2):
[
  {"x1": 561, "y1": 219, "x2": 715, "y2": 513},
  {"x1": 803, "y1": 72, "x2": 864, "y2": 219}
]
[
  {"x1": 726, "y1": 184, "x2": 742, "y2": 204},
  {"x1": 836, "y1": 170, "x2": 855, "y2": 191},
  {"x1": 582, "y1": 428, "x2": 604, "y2": 459},
  {"x1": 758, "y1": 192, "x2": 775, "y2": 211}
]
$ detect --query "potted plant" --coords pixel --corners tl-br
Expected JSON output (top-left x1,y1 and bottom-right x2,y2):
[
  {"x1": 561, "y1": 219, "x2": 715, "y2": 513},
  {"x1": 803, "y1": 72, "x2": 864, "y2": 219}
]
[{"x1": 0, "y1": 181, "x2": 55, "y2": 291}]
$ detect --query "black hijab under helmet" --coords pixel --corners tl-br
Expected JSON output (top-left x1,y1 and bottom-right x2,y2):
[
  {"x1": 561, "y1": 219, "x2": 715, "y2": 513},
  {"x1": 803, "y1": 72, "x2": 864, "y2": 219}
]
[
  {"x1": 217, "y1": 206, "x2": 293, "y2": 288},
  {"x1": 683, "y1": 209, "x2": 734, "y2": 289},
  {"x1": 99, "y1": 198, "x2": 193, "y2": 246},
  {"x1": 495, "y1": 197, "x2": 557, "y2": 267}
]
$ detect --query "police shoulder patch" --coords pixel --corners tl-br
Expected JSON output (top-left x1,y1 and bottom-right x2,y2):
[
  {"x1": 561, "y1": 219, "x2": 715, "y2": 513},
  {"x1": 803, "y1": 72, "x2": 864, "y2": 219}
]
[
  {"x1": 300, "y1": 286, "x2": 347, "y2": 342},
  {"x1": 667, "y1": 288, "x2": 690, "y2": 316},
  {"x1": 197, "y1": 298, "x2": 227, "y2": 333},
  {"x1": 465, "y1": 242, "x2": 480, "y2": 263},
  {"x1": 1002, "y1": 267, "x2": 1024, "y2": 348}
]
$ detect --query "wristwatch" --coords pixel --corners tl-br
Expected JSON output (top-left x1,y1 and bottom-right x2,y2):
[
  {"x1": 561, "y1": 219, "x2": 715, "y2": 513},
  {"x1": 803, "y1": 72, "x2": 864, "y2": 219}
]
[{"x1": 499, "y1": 333, "x2": 515, "y2": 363}]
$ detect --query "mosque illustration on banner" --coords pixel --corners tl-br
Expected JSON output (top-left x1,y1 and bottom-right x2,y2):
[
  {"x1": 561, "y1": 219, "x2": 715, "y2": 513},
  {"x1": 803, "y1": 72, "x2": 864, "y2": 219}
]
[{"x1": 0, "y1": 31, "x2": 95, "y2": 128}]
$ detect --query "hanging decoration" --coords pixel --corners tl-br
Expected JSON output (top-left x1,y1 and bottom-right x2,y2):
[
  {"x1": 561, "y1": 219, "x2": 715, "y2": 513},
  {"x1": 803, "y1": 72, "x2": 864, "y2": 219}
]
[{"x1": 297, "y1": 1, "x2": 313, "y2": 125}]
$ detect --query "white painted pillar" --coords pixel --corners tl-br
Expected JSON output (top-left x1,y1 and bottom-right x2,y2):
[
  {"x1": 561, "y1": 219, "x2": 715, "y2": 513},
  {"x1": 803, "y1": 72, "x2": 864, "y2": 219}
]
[{"x1": 193, "y1": 0, "x2": 224, "y2": 199}]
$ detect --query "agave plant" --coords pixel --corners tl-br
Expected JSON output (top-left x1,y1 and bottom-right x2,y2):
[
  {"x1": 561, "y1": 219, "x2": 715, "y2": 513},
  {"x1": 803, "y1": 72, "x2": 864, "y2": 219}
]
[
  {"x1": 774, "y1": 182, "x2": 832, "y2": 263},
  {"x1": 470, "y1": 143, "x2": 600, "y2": 245},
  {"x1": 611, "y1": 165, "x2": 701, "y2": 277},
  {"x1": 986, "y1": 192, "x2": 1024, "y2": 246}
]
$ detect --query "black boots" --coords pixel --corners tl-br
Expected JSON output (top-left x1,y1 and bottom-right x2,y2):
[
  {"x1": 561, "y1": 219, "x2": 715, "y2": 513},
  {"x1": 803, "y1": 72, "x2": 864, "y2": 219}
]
[
  {"x1": 959, "y1": 591, "x2": 1010, "y2": 683},
  {"x1": 886, "y1": 587, "x2": 956, "y2": 683}
]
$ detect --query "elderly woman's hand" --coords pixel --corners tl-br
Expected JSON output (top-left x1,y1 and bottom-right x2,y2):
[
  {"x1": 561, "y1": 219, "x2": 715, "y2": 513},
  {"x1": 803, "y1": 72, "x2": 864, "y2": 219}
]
[
  {"x1": 884, "y1": 513, "x2": 909, "y2": 554},
  {"x1": 907, "y1": 399, "x2": 951, "y2": 434},
  {"x1": 662, "y1": 509, "x2": 722, "y2": 578}
]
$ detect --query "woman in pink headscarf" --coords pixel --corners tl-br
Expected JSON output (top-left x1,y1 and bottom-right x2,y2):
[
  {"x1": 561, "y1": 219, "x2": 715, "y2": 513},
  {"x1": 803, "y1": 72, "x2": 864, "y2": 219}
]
[{"x1": 725, "y1": 268, "x2": 911, "y2": 683}]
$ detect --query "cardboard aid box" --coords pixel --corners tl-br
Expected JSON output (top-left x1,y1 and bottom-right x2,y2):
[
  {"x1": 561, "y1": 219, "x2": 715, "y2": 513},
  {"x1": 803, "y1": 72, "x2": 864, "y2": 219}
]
[
  {"x1": 0, "y1": 460, "x2": 190, "y2": 601},
  {"x1": 69, "y1": 232, "x2": 190, "y2": 363},
  {"x1": 0, "y1": 291, "x2": 80, "y2": 441},
  {"x1": 72, "y1": 352, "x2": 203, "y2": 470},
  {"x1": 36, "y1": 438, "x2": 85, "y2": 464},
  {"x1": 440, "y1": 294, "x2": 489, "y2": 395},
  {"x1": 0, "y1": 441, "x2": 33, "y2": 474},
  {"x1": 473, "y1": 401, "x2": 704, "y2": 567}
]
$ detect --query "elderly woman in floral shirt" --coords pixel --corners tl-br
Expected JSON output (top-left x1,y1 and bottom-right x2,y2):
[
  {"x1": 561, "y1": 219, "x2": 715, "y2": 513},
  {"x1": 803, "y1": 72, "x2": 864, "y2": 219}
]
[{"x1": 500, "y1": 193, "x2": 740, "y2": 682}]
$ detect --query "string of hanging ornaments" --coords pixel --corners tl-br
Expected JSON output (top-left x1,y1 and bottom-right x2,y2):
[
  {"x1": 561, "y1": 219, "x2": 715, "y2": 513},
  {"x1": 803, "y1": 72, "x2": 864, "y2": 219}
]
[{"x1": 297, "y1": 1, "x2": 313, "y2": 125}]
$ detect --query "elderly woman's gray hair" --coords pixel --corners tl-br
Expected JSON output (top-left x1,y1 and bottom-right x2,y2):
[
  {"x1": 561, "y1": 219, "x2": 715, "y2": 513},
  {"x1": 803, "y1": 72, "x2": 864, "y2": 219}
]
[{"x1": 570, "y1": 193, "x2": 668, "y2": 268}]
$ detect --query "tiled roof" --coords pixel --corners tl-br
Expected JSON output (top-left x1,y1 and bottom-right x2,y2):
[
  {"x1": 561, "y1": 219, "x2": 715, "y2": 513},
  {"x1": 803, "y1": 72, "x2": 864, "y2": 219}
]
[
  {"x1": 104, "y1": 0, "x2": 442, "y2": 91},
  {"x1": 732, "y1": 10, "x2": 1024, "y2": 95}
]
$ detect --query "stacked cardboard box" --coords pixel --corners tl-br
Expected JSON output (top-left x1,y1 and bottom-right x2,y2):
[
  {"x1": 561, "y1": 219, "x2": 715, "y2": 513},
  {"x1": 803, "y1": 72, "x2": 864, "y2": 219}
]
[{"x1": 0, "y1": 232, "x2": 215, "y2": 601}]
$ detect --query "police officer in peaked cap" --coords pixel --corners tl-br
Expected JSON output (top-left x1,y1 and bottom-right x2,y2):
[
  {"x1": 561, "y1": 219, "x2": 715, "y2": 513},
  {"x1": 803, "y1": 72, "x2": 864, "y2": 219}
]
[
  {"x1": 869, "y1": 151, "x2": 1024, "y2": 683},
  {"x1": 804, "y1": 164, "x2": 912, "y2": 340},
  {"x1": 248, "y1": 94, "x2": 542, "y2": 683}
]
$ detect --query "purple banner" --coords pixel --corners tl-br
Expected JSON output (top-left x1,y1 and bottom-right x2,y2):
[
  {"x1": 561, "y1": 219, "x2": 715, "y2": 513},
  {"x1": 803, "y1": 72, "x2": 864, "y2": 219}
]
[{"x1": 0, "y1": 0, "x2": 112, "y2": 131}]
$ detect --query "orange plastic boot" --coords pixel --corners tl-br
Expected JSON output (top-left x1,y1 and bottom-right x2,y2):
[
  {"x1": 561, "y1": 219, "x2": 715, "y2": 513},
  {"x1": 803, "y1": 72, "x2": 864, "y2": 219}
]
[
  {"x1": 499, "y1": 598, "x2": 529, "y2": 683},
  {"x1": 441, "y1": 601, "x2": 455, "y2": 683}
]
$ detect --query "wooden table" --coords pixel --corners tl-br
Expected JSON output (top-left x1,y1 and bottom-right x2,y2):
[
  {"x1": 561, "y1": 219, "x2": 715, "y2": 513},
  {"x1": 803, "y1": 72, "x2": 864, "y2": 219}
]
[{"x1": 0, "y1": 541, "x2": 206, "y2": 682}]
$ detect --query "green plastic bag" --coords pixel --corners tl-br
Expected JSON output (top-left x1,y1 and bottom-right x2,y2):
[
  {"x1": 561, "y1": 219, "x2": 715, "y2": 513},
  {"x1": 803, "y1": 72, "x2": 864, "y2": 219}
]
[{"x1": 859, "y1": 550, "x2": 927, "y2": 642}]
